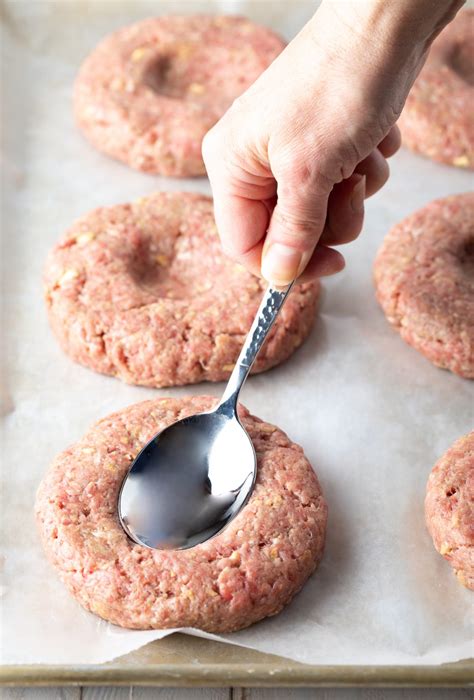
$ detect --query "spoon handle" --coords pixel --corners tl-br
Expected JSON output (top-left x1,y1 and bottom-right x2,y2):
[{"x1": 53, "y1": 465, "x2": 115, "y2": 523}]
[{"x1": 217, "y1": 281, "x2": 295, "y2": 412}]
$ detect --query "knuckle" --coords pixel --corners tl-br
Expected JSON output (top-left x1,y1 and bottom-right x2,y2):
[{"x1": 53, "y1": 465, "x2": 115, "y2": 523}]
[
  {"x1": 289, "y1": 161, "x2": 314, "y2": 187},
  {"x1": 220, "y1": 239, "x2": 242, "y2": 261},
  {"x1": 344, "y1": 220, "x2": 364, "y2": 242},
  {"x1": 228, "y1": 87, "x2": 260, "y2": 116},
  {"x1": 372, "y1": 158, "x2": 390, "y2": 192},
  {"x1": 329, "y1": 223, "x2": 362, "y2": 246},
  {"x1": 278, "y1": 155, "x2": 333, "y2": 192},
  {"x1": 272, "y1": 207, "x2": 322, "y2": 246},
  {"x1": 201, "y1": 127, "x2": 220, "y2": 162}
]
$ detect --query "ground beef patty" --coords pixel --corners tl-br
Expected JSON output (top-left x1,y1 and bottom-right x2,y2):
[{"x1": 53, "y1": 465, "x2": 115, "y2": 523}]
[
  {"x1": 425, "y1": 431, "x2": 474, "y2": 590},
  {"x1": 74, "y1": 15, "x2": 285, "y2": 177},
  {"x1": 373, "y1": 193, "x2": 474, "y2": 378},
  {"x1": 44, "y1": 192, "x2": 319, "y2": 388},
  {"x1": 35, "y1": 395, "x2": 328, "y2": 632},
  {"x1": 398, "y1": 10, "x2": 474, "y2": 169}
]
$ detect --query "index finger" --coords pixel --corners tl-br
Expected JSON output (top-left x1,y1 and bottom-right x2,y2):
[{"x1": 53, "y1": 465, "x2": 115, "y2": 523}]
[{"x1": 211, "y1": 191, "x2": 274, "y2": 278}]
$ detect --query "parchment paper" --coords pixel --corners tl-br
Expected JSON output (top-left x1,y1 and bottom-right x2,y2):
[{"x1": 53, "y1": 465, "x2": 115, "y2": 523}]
[{"x1": 1, "y1": 0, "x2": 473, "y2": 667}]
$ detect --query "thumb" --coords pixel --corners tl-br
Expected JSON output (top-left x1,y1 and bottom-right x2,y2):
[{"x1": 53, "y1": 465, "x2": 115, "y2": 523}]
[{"x1": 261, "y1": 173, "x2": 332, "y2": 285}]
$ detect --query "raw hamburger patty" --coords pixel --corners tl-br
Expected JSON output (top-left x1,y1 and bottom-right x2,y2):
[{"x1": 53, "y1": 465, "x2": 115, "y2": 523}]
[
  {"x1": 44, "y1": 192, "x2": 319, "y2": 388},
  {"x1": 425, "y1": 431, "x2": 474, "y2": 590},
  {"x1": 398, "y1": 10, "x2": 474, "y2": 169},
  {"x1": 74, "y1": 15, "x2": 285, "y2": 176},
  {"x1": 373, "y1": 193, "x2": 474, "y2": 378},
  {"x1": 35, "y1": 395, "x2": 328, "y2": 632}
]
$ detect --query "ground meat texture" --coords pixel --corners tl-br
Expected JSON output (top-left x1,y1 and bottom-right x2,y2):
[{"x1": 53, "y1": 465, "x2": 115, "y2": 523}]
[
  {"x1": 43, "y1": 192, "x2": 319, "y2": 388},
  {"x1": 425, "y1": 431, "x2": 474, "y2": 590},
  {"x1": 398, "y1": 10, "x2": 474, "y2": 169},
  {"x1": 35, "y1": 395, "x2": 328, "y2": 632},
  {"x1": 74, "y1": 15, "x2": 286, "y2": 177},
  {"x1": 373, "y1": 193, "x2": 474, "y2": 379}
]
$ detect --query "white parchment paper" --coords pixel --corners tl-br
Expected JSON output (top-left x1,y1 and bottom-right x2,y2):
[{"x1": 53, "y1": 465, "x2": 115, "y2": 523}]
[{"x1": 1, "y1": 0, "x2": 473, "y2": 667}]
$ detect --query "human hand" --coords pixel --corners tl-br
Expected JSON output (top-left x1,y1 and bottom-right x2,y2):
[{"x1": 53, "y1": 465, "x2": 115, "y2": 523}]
[{"x1": 203, "y1": 0, "x2": 463, "y2": 285}]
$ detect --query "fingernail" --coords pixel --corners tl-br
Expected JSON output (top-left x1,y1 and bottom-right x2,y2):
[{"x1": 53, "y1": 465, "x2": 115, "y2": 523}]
[
  {"x1": 261, "y1": 243, "x2": 304, "y2": 285},
  {"x1": 351, "y1": 175, "x2": 366, "y2": 213}
]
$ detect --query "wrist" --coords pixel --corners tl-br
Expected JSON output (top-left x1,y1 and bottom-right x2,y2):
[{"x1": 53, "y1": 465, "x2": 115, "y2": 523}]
[
  {"x1": 304, "y1": 0, "x2": 465, "y2": 124},
  {"x1": 316, "y1": 0, "x2": 465, "y2": 49}
]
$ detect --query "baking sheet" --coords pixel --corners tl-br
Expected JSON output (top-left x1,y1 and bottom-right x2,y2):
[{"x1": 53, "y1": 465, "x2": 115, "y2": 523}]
[{"x1": 1, "y1": 0, "x2": 473, "y2": 668}]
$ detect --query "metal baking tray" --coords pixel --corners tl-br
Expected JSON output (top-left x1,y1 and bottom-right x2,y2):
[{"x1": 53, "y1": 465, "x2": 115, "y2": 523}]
[{"x1": 1, "y1": 635, "x2": 473, "y2": 687}]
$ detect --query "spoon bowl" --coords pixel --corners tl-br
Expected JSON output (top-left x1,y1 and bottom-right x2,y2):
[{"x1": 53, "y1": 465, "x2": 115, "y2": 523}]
[
  {"x1": 119, "y1": 407, "x2": 256, "y2": 550},
  {"x1": 119, "y1": 281, "x2": 294, "y2": 550}
]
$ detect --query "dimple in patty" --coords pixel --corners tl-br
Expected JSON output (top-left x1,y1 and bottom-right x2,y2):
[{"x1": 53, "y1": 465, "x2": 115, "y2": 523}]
[
  {"x1": 398, "y1": 9, "x2": 474, "y2": 169},
  {"x1": 373, "y1": 192, "x2": 474, "y2": 378},
  {"x1": 35, "y1": 395, "x2": 328, "y2": 632},
  {"x1": 43, "y1": 192, "x2": 320, "y2": 387},
  {"x1": 73, "y1": 16, "x2": 286, "y2": 176}
]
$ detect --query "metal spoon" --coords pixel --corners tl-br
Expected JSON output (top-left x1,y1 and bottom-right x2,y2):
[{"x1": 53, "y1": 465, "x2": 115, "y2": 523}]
[{"x1": 118, "y1": 281, "x2": 295, "y2": 550}]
